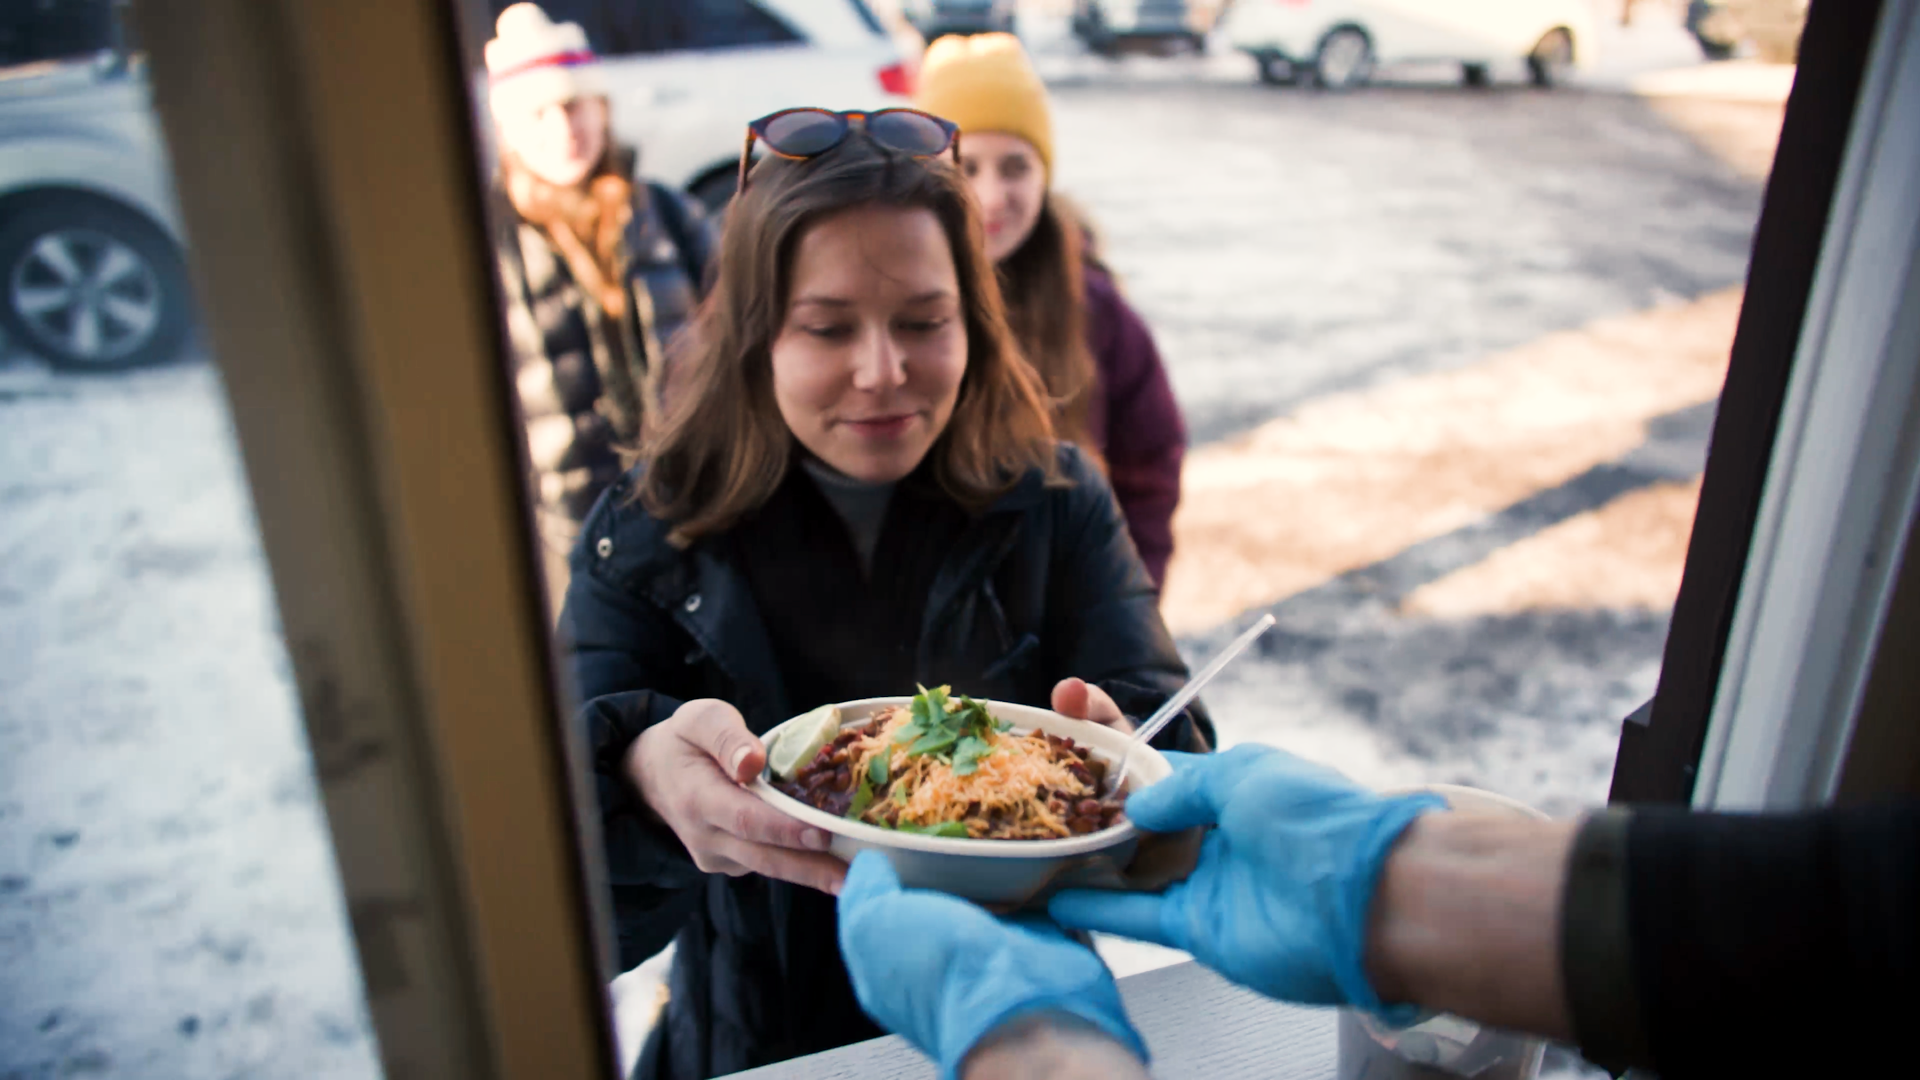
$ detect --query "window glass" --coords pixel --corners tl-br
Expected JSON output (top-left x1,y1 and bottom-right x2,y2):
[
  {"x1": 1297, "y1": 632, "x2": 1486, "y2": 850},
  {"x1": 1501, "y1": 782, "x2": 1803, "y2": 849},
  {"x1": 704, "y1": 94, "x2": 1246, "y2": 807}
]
[
  {"x1": 20, "y1": 2, "x2": 1801, "y2": 1077},
  {"x1": 0, "y1": 21, "x2": 381, "y2": 1080},
  {"x1": 459, "y1": 2, "x2": 1799, "y2": 1072}
]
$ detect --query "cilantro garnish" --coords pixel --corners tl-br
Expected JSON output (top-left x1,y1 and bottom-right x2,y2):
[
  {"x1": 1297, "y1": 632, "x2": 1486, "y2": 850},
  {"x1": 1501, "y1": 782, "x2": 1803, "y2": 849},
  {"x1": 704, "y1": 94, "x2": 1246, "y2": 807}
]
[
  {"x1": 951, "y1": 734, "x2": 991, "y2": 776},
  {"x1": 895, "y1": 684, "x2": 1000, "y2": 771},
  {"x1": 851, "y1": 687, "x2": 1002, "y2": 834},
  {"x1": 846, "y1": 772, "x2": 875, "y2": 820}
]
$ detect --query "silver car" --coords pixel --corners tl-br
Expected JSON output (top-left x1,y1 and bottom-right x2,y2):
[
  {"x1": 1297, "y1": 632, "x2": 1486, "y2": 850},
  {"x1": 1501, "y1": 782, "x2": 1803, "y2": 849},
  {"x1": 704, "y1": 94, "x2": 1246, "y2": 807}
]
[
  {"x1": 0, "y1": 35, "x2": 194, "y2": 372},
  {"x1": 902, "y1": 0, "x2": 1018, "y2": 42},
  {"x1": 1073, "y1": 0, "x2": 1201, "y2": 56}
]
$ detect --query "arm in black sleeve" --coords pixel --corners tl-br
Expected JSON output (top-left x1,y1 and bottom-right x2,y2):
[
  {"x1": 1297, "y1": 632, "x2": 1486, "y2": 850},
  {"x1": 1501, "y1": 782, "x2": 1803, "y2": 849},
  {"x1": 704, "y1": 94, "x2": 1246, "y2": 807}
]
[
  {"x1": 582, "y1": 689, "x2": 705, "y2": 965},
  {"x1": 1045, "y1": 445, "x2": 1213, "y2": 754},
  {"x1": 563, "y1": 494, "x2": 708, "y2": 967},
  {"x1": 1562, "y1": 801, "x2": 1920, "y2": 1078}
]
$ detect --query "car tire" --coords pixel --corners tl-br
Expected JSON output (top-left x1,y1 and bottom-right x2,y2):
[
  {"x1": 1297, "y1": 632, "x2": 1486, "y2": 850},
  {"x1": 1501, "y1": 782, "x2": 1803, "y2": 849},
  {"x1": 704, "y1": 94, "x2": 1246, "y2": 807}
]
[
  {"x1": 1255, "y1": 52, "x2": 1289, "y2": 85},
  {"x1": 1311, "y1": 26, "x2": 1373, "y2": 90},
  {"x1": 1692, "y1": 34, "x2": 1737, "y2": 60},
  {"x1": 1528, "y1": 28, "x2": 1575, "y2": 88},
  {"x1": 1462, "y1": 62, "x2": 1491, "y2": 88},
  {"x1": 0, "y1": 196, "x2": 192, "y2": 371},
  {"x1": 690, "y1": 172, "x2": 738, "y2": 218},
  {"x1": 1688, "y1": 2, "x2": 1742, "y2": 60}
]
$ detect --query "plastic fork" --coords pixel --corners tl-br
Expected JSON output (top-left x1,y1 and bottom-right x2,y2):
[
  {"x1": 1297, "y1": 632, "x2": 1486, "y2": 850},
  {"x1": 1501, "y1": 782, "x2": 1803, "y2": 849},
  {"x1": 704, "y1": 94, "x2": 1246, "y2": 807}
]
[{"x1": 1107, "y1": 613, "x2": 1277, "y2": 795}]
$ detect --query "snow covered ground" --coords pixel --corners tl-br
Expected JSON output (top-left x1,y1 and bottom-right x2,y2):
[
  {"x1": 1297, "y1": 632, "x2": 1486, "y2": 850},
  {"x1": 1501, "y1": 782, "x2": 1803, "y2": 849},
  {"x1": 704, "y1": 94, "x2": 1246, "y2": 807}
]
[
  {"x1": 1, "y1": 2, "x2": 1785, "y2": 1074},
  {"x1": 0, "y1": 362, "x2": 380, "y2": 1079}
]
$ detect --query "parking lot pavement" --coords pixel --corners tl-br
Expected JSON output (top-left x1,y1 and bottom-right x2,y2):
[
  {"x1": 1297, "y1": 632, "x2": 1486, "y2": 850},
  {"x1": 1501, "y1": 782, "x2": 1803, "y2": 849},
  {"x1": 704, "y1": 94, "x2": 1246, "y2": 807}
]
[
  {"x1": 1163, "y1": 286, "x2": 1739, "y2": 635},
  {"x1": 1037, "y1": 55, "x2": 1781, "y2": 833},
  {"x1": 0, "y1": 355, "x2": 380, "y2": 1080},
  {"x1": 1051, "y1": 77, "x2": 1771, "y2": 445}
]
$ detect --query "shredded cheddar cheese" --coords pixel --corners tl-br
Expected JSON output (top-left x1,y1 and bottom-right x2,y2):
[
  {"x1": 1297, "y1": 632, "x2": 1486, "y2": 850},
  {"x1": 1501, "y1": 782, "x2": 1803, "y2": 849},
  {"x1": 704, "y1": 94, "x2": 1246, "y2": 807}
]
[{"x1": 844, "y1": 705, "x2": 1100, "y2": 839}]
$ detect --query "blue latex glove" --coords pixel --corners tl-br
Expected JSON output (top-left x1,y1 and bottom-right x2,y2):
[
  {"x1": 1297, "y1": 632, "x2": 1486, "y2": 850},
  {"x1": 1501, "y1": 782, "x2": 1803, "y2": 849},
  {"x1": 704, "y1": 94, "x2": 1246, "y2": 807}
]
[
  {"x1": 1049, "y1": 745, "x2": 1445, "y2": 1016},
  {"x1": 837, "y1": 850, "x2": 1147, "y2": 1079}
]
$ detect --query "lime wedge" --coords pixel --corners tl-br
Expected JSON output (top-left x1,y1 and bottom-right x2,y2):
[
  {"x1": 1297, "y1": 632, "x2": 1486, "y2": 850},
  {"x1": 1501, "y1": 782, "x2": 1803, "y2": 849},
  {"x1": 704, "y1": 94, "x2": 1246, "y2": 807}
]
[{"x1": 769, "y1": 704, "x2": 843, "y2": 781}]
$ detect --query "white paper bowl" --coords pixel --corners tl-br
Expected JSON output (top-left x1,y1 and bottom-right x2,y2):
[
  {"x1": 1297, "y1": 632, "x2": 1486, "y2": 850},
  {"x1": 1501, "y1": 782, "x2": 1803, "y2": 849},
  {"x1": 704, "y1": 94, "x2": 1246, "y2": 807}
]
[{"x1": 751, "y1": 696, "x2": 1172, "y2": 904}]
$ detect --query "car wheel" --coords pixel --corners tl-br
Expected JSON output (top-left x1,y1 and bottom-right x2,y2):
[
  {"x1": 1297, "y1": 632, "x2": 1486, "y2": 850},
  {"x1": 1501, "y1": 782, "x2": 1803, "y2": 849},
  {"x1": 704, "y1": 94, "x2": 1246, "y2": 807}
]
[
  {"x1": 1255, "y1": 52, "x2": 1292, "y2": 85},
  {"x1": 1692, "y1": 33, "x2": 1737, "y2": 60},
  {"x1": 1688, "y1": 2, "x2": 1742, "y2": 60},
  {"x1": 0, "y1": 196, "x2": 192, "y2": 371},
  {"x1": 1528, "y1": 28, "x2": 1574, "y2": 88},
  {"x1": 1311, "y1": 26, "x2": 1373, "y2": 90},
  {"x1": 690, "y1": 172, "x2": 738, "y2": 218},
  {"x1": 1462, "y1": 62, "x2": 1491, "y2": 88}
]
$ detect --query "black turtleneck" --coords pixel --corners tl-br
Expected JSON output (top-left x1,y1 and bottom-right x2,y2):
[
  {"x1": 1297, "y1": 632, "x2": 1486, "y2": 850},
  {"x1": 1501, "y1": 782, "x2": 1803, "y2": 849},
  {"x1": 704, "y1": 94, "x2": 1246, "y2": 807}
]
[{"x1": 731, "y1": 458, "x2": 968, "y2": 713}]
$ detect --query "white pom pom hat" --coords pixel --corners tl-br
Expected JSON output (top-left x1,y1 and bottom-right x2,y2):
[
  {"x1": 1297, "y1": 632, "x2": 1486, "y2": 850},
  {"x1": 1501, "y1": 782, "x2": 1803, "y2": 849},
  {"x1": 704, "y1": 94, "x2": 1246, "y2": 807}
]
[{"x1": 485, "y1": 3, "x2": 608, "y2": 120}]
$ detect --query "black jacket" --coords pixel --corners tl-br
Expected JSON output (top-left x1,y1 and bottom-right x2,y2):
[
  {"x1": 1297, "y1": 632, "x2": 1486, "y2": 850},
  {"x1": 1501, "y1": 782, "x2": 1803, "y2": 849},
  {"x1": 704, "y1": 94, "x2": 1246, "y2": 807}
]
[
  {"x1": 564, "y1": 445, "x2": 1213, "y2": 1080},
  {"x1": 1564, "y1": 801, "x2": 1920, "y2": 1078}
]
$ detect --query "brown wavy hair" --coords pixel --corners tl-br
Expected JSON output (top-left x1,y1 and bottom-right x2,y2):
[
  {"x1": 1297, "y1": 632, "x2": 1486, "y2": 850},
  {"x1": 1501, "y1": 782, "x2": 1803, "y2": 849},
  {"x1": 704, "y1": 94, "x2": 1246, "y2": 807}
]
[
  {"x1": 998, "y1": 191, "x2": 1099, "y2": 450},
  {"x1": 636, "y1": 132, "x2": 1060, "y2": 547}
]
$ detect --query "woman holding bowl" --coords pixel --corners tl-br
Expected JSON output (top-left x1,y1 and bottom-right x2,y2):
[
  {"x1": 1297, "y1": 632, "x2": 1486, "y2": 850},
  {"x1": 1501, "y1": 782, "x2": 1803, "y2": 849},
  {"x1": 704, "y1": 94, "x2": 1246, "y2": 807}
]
[{"x1": 564, "y1": 109, "x2": 1211, "y2": 1079}]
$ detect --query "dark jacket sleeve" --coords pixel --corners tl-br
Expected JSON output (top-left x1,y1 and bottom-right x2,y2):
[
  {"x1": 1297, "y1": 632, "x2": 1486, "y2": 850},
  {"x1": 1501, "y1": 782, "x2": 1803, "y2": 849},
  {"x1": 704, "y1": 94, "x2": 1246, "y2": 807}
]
[
  {"x1": 1561, "y1": 801, "x2": 1920, "y2": 1078},
  {"x1": 563, "y1": 493, "x2": 708, "y2": 966},
  {"x1": 1046, "y1": 446, "x2": 1212, "y2": 754},
  {"x1": 1083, "y1": 267, "x2": 1186, "y2": 589}
]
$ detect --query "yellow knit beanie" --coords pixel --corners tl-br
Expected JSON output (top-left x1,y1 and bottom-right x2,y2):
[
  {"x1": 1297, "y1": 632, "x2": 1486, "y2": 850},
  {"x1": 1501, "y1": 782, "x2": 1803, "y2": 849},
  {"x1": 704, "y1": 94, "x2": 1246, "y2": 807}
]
[{"x1": 914, "y1": 33, "x2": 1054, "y2": 180}]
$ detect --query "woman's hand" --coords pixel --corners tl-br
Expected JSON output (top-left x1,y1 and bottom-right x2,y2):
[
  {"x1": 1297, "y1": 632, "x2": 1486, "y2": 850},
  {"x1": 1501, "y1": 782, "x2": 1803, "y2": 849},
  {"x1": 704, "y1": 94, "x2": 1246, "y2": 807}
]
[
  {"x1": 1051, "y1": 678, "x2": 1134, "y2": 734},
  {"x1": 625, "y1": 698, "x2": 848, "y2": 895}
]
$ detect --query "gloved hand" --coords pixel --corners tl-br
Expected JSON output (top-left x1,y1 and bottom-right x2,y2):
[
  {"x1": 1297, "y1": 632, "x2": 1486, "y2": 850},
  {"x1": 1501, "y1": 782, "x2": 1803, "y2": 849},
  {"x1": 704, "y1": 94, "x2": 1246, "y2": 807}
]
[
  {"x1": 1049, "y1": 745, "x2": 1445, "y2": 1016},
  {"x1": 837, "y1": 850, "x2": 1147, "y2": 1079}
]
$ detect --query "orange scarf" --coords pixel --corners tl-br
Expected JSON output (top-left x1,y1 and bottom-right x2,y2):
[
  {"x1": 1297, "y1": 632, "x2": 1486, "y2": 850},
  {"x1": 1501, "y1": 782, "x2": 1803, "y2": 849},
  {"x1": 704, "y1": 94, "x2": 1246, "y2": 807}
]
[{"x1": 502, "y1": 146, "x2": 637, "y2": 319}]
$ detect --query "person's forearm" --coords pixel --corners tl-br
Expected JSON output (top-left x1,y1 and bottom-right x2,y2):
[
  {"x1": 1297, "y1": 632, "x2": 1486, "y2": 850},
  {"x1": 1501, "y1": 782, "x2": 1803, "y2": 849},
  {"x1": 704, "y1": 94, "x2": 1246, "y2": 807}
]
[
  {"x1": 962, "y1": 1013, "x2": 1150, "y2": 1080},
  {"x1": 1365, "y1": 812, "x2": 1578, "y2": 1042}
]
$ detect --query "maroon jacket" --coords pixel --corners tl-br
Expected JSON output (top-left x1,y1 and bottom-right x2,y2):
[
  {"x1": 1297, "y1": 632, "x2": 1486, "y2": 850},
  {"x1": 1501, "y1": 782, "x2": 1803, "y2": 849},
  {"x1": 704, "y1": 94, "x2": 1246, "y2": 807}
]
[{"x1": 1081, "y1": 265, "x2": 1187, "y2": 587}]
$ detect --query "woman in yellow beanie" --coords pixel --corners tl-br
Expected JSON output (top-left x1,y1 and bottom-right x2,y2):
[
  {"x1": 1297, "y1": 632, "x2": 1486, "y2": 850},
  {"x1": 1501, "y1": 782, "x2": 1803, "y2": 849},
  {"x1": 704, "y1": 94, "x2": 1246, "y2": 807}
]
[{"x1": 916, "y1": 32, "x2": 1188, "y2": 590}]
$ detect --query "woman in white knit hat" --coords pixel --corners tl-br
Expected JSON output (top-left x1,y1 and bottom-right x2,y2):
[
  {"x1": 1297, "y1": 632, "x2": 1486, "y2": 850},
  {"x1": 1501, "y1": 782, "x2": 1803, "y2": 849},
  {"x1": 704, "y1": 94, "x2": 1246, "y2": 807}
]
[{"x1": 485, "y1": 2, "x2": 714, "y2": 602}]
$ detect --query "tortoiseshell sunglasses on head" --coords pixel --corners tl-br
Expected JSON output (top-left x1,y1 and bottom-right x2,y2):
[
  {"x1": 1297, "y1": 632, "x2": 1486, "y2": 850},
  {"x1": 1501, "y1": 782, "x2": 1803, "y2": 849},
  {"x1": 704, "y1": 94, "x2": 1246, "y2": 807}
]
[{"x1": 737, "y1": 107, "x2": 961, "y2": 192}]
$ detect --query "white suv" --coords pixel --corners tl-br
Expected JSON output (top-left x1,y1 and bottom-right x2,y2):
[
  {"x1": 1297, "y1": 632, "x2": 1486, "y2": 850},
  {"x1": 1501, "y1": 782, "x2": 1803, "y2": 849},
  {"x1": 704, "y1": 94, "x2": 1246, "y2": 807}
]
[
  {"x1": 0, "y1": 29, "x2": 195, "y2": 371},
  {"x1": 513, "y1": 0, "x2": 914, "y2": 212},
  {"x1": 1218, "y1": 0, "x2": 1597, "y2": 90}
]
